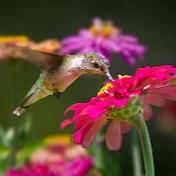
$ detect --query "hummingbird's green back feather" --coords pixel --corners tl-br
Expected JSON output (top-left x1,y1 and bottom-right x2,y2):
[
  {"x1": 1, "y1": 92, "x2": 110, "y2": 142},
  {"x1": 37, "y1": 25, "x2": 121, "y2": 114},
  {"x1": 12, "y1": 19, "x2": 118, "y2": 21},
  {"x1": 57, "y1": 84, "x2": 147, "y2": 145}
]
[{"x1": 26, "y1": 73, "x2": 46, "y2": 97}]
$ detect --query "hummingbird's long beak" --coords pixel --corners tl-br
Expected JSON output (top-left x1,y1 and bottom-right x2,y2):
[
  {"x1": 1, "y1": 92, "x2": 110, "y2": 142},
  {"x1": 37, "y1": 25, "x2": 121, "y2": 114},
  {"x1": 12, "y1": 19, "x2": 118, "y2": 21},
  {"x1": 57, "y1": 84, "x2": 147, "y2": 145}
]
[{"x1": 104, "y1": 70, "x2": 114, "y2": 81}]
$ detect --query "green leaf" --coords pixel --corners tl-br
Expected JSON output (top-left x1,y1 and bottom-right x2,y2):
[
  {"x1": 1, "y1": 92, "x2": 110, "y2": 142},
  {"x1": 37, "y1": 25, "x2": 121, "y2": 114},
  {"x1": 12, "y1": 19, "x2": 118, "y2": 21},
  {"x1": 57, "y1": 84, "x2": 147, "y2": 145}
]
[
  {"x1": 2, "y1": 128, "x2": 15, "y2": 148},
  {"x1": 0, "y1": 147, "x2": 11, "y2": 172},
  {"x1": 0, "y1": 147, "x2": 11, "y2": 160}
]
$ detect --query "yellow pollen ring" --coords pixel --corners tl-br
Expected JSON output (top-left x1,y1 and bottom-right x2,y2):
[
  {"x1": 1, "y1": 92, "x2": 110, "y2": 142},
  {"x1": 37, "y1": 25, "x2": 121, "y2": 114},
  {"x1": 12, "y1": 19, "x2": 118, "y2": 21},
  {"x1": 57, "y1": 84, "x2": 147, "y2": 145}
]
[
  {"x1": 0, "y1": 35, "x2": 29, "y2": 43},
  {"x1": 98, "y1": 75, "x2": 131, "y2": 95},
  {"x1": 89, "y1": 25, "x2": 116, "y2": 37},
  {"x1": 98, "y1": 83, "x2": 113, "y2": 95}
]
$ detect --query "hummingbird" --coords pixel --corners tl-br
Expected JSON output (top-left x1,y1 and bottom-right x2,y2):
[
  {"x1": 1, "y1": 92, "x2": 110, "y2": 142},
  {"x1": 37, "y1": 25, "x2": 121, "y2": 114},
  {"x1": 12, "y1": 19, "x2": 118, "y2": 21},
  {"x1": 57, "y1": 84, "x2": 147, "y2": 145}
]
[{"x1": 2, "y1": 44, "x2": 113, "y2": 116}]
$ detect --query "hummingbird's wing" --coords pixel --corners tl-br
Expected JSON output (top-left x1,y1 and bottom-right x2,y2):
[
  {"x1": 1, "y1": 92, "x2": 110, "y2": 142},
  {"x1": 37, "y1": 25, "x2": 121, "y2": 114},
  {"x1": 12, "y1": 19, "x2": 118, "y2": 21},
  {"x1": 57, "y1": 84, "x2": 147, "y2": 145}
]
[{"x1": 1, "y1": 44, "x2": 64, "y2": 70}]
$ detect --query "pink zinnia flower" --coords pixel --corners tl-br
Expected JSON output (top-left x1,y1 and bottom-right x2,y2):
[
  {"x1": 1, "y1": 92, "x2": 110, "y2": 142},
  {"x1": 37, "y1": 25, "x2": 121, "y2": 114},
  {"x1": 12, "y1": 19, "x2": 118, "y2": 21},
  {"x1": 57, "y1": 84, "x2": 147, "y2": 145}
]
[
  {"x1": 60, "y1": 17, "x2": 146, "y2": 65},
  {"x1": 61, "y1": 65, "x2": 176, "y2": 150}
]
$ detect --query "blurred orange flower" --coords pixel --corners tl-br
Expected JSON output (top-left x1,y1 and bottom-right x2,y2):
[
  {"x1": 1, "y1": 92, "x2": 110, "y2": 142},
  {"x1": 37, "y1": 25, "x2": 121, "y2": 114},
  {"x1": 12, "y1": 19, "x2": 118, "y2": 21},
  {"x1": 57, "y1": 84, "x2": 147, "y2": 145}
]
[{"x1": 0, "y1": 35, "x2": 61, "y2": 61}]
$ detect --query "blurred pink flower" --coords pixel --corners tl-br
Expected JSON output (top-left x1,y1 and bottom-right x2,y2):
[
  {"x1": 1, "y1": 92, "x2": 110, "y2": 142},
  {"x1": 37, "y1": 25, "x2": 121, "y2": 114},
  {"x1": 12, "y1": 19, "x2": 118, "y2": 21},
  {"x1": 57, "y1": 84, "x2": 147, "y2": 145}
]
[
  {"x1": 60, "y1": 17, "x2": 146, "y2": 65},
  {"x1": 6, "y1": 135, "x2": 94, "y2": 176},
  {"x1": 61, "y1": 65, "x2": 176, "y2": 150},
  {"x1": 6, "y1": 158, "x2": 93, "y2": 176},
  {"x1": 30, "y1": 135, "x2": 89, "y2": 164}
]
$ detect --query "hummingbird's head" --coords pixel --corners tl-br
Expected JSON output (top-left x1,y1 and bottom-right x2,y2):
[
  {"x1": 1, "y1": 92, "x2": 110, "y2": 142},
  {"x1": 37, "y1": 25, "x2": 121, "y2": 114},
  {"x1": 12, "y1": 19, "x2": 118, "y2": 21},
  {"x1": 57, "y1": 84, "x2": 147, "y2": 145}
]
[{"x1": 82, "y1": 52, "x2": 113, "y2": 80}]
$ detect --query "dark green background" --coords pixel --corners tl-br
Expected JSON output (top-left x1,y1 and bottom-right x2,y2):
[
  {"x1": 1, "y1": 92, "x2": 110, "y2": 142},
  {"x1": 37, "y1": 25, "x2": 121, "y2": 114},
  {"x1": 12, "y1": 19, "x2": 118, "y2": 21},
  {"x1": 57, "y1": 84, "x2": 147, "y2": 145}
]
[{"x1": 0, "y1": 0, "x2": 176, "y2": 175}]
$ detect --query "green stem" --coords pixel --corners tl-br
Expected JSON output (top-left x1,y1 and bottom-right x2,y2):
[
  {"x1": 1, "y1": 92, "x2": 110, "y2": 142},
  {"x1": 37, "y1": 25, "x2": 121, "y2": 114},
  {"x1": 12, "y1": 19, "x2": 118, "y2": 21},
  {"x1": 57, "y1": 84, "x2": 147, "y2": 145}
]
[
  {"x1": 131, "y1": 127, "x2": 143, "y2": 176},
  {"x1": 133, "y1": 115, "x2": 155, "y2": 176}
]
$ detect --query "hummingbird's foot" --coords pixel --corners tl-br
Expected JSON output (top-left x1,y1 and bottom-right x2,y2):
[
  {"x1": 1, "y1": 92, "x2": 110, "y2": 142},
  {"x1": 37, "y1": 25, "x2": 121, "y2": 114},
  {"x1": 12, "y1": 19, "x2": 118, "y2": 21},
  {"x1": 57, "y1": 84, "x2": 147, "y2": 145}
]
[{"x1": 54, "y1": 91, "x2": 62, "y2": 99}]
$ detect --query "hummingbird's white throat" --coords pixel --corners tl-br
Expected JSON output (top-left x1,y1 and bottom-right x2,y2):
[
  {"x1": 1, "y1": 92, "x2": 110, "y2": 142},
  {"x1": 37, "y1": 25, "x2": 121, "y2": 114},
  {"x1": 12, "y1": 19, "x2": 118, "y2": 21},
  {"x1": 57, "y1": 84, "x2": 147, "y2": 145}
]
[{"x1": 68, "y1": 55, "x2": 84, "y2": 69}]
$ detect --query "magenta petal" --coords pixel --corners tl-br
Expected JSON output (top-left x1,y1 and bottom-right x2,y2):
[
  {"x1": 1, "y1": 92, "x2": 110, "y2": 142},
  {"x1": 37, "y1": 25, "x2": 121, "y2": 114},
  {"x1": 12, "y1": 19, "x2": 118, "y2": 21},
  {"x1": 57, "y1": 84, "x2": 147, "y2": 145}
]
[
  {"x1": 79, "y1": 106, "x2": 94, "y2": 116},
  {"x1": 64, "y1": 103, "x2": 84, "y2": 115},
  {"x1": 120, "y1": 121, "x2": 132, "y2": 133},
  {"x1": 5, "y1": 169, "x2": 23, "y2": 176},
  {"x1": 79, "y1": 29, "x2": 93, "y2": 37},
  {"x1": 102, "y1": 40, "x2": 121, "y2": 52},
  {"x1": 120, "y1": 35, "x2": 138, "y2": 43},
  {"x1": 88, "y1": 107, "x2": 105, "y2": 118},
  {"x1": 120, "y1": 50, "x2": 136, "y2": 65},
  {"x1": 74, "y1": 132, "x2": 84, "y2": 144},
  {"x1": 74, "y1": 115, "x2": 92, "y2": 130},
  {"x1": 60, "y1": 118, "x2": 74, "y2": 129},
  {"x1": 73, "y1": 121, "x2": 93, "y2": 144},
  {"x1": 112, "y1": 98, "x2": 128, "y2": 108},
  {"x1": 137, "y1": 78, "x2": 155, "y2": 89},
  {"x1": 106, "y1": 120, "x2": 122, "y2": 150},
  {"x1": 60, "y1": 40, "x2": 87, "y2": 53},
  {"x1": 82, "y1": 116, "x2": 108, "y2": 148},
  {"x1": 98, "y1": 47, "x2": 111, "y2": 60},
  {"x1": 78, "y1": 46, "x2": 94, "y2": 54}
]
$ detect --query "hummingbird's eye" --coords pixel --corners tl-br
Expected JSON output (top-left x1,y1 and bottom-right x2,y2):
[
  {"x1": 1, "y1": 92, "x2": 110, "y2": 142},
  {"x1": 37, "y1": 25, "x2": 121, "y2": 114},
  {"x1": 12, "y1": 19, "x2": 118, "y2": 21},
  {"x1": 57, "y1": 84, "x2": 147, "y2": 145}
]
[{"x1": 93, "y1": 62, "x2": 99, "y2": 69}]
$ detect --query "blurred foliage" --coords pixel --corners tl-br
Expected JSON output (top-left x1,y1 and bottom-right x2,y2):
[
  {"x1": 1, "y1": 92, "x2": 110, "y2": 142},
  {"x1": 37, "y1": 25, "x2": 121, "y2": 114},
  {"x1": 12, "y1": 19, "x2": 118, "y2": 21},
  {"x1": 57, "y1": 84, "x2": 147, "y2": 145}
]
[{"x1": 0, "y1": 114, "x2": 45, "y2": 173}]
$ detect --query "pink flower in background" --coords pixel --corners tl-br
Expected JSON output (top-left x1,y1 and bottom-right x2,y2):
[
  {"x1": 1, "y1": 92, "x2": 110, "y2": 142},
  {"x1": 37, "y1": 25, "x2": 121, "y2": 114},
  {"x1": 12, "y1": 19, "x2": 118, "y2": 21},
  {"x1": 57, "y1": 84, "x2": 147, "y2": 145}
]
[
  {"x1": 6, "y1": 165, "x2": 52, "y2": 176},
  {"x1": 60, "y1": 17, "x2": 146, "y2": 65},
  {"x1": 6, "y1": 135, "x2": 94, "y2": 176},
  {"x1": 6, "y1": 158, "x2": 93, "y2": 176},
  {"x1": 61, "y1": 65, "x2": 176, "y2": 150}
]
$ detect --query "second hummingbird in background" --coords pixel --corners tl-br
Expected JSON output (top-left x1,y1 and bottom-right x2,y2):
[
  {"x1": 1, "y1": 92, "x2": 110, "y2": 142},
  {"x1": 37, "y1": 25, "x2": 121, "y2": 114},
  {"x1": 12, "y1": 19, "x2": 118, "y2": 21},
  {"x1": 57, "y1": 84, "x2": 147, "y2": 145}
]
[{"x1": 2, "y1": 44, "x2": 113, "y2": 116}]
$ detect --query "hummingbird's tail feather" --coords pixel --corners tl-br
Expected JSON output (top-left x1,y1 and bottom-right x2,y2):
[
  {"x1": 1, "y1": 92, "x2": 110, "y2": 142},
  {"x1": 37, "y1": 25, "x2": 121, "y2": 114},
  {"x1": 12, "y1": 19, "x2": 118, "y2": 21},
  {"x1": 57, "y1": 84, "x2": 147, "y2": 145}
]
[
  {"x1": 13, "y1": 106, "x2": 29, "y2": 116},
  {"x1": 13, "y1": 92, "x2": 34, "y2": 116},
  {"x1": 13, "y1": 86, "x2": 53, "y2": 116}
]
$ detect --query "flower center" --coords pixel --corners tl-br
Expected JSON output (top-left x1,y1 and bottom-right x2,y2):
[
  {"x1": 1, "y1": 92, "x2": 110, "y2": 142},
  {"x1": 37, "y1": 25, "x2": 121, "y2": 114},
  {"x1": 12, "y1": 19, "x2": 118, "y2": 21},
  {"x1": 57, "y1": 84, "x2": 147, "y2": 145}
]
[
  {"x1": 98, "y1": 83, "x2": 114, "y2": 95},
  {"x1": 114, "y1": 91, "x2": 124, "y2": 99},
  {"x1": 98, "y1": 75, "x2": 131, "y2": 96},
  {"x1": 89, "y1": 25, "x2": 116, "y2": 37}
]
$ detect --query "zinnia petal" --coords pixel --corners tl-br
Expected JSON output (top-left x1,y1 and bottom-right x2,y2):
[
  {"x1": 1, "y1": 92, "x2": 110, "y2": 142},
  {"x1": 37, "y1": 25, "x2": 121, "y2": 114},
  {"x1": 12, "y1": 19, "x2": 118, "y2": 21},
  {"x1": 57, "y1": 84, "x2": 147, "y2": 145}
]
[
  {"x1": 82, "y1": 116, "x2": 108, "y2": 148},
  {"x1": 145, "y1": 96, "x2": 166, "y2": 107},
  {"x1": 61, "y1": 118, "x2": 74, "y2": 129},
  {"x1": 112, "y1": 98, "x2": 128, "y2": 108},
  {"x1": 64, "y1": 103, "x2": 85, "y2": 115},
  {"x1": 106, "y1": 120, "x2": 122, "y2": 150},
  {"x1": 120, "y1": 121, "x2": 132, "y2": 133},
  {"x1": 72, "y1": 121, "x2": 93, "y2": 144}
]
